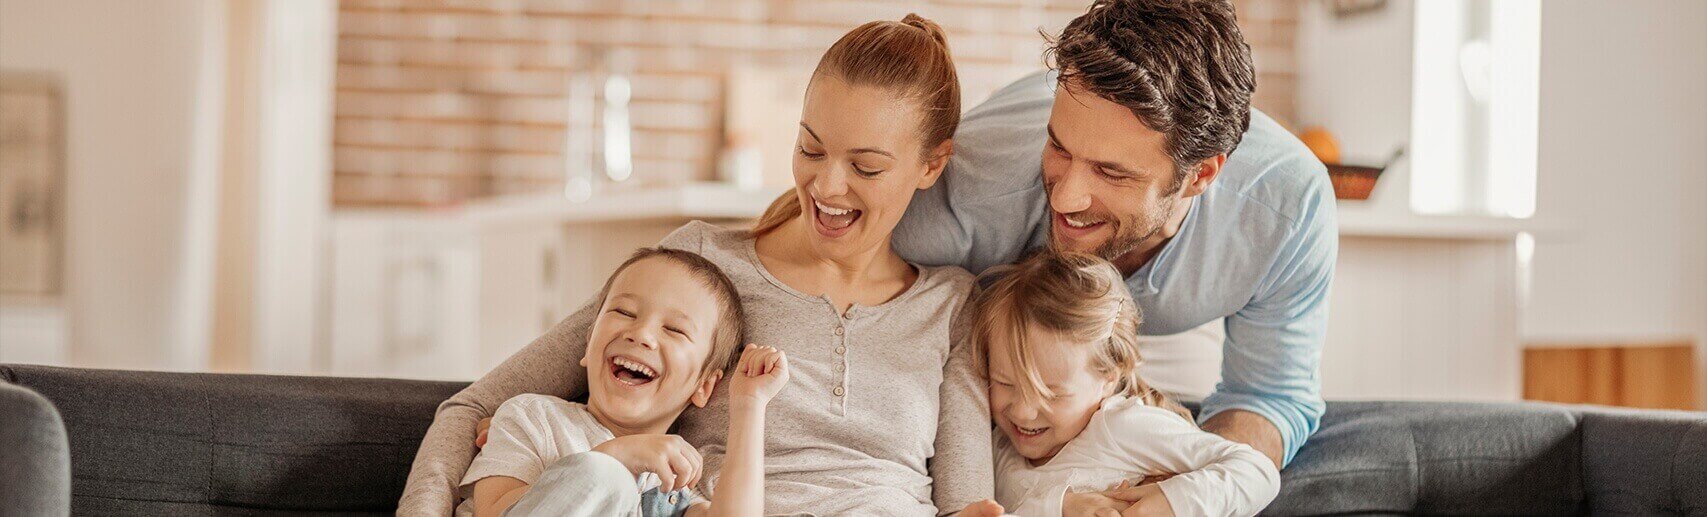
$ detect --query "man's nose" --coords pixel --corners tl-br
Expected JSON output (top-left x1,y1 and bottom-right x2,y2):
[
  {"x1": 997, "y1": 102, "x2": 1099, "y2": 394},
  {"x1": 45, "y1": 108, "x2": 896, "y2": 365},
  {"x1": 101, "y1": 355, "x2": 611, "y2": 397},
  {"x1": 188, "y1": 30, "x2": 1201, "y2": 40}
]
[{"x1": 1048, "y1": 164, "x2": 1095, "y2": 214}]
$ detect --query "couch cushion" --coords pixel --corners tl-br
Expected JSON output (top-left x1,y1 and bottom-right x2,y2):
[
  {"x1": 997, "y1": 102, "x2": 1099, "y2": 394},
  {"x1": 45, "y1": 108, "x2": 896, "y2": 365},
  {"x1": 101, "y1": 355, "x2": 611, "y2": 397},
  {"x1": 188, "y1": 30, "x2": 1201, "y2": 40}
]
[
  {"x1": 2, "y1": 365, "x2": 466, "y2": 514},
  {"x1": 1264, "y1": 401, "x2": 1583, "y2": 516},
  {"x1": 1579, "y1": 406, "x2": 1707, "y2": 515}
]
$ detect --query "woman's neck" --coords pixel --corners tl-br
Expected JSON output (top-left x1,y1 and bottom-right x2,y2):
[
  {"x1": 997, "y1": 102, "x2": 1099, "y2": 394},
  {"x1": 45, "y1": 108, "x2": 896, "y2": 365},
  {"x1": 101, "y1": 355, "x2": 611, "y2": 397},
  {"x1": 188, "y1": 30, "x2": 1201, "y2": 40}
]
[{"x1": 754, "y1": 216, "x2": 916, "y2": 309}]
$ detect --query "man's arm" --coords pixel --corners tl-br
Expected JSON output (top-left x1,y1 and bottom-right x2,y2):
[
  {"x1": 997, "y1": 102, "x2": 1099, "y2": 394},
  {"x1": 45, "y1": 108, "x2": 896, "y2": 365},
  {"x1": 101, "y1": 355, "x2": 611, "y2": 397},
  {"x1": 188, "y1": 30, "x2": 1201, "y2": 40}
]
[
  {"x1": 1198, "y1": 172, "x2": 1337, "y2": 467},
  {"x1": 891, "y1": 70, "x2": 1055, "y2": 274},
  {"x1": 1201, "y1": 410, "x2": 1286, "y2": 469}
]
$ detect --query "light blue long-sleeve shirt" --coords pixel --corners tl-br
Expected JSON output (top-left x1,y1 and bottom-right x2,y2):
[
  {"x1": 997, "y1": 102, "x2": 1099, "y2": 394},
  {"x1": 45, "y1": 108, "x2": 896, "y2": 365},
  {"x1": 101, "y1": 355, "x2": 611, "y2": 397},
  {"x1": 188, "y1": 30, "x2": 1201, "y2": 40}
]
[{"x1": 892, "y1": 71, "x2": 1336, "y2": 465}]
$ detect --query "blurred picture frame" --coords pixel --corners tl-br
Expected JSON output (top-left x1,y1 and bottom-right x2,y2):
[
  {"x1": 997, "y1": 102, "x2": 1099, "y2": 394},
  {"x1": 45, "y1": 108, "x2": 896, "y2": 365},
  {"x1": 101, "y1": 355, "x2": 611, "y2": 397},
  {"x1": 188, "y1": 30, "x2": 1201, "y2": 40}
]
[{"x1": 0, "y1": 70, "x2": 66, "y2": 298}]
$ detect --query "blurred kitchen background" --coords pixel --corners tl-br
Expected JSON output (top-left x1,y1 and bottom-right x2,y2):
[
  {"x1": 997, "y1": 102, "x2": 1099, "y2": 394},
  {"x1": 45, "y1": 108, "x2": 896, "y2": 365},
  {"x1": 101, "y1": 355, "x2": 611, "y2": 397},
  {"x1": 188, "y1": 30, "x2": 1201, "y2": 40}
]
[{"x1": 0, "y1": 0, "x2": 1701, "y2": 410}]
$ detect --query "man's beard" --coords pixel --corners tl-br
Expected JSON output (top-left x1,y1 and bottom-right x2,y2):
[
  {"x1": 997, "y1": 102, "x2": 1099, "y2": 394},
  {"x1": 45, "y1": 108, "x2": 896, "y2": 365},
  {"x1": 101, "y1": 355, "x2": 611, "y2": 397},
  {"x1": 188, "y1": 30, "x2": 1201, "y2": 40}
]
[{"x1": 1045, "y1": 182, "x2": 1177, "y2": 264}]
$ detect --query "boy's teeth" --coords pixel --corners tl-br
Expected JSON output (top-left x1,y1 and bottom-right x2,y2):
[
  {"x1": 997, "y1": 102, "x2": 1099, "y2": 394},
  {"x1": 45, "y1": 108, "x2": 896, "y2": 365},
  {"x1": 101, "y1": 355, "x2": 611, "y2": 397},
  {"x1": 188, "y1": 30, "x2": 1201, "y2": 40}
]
[{"x1": 613, "y1": 357, "x2": 654, "y2": 377}]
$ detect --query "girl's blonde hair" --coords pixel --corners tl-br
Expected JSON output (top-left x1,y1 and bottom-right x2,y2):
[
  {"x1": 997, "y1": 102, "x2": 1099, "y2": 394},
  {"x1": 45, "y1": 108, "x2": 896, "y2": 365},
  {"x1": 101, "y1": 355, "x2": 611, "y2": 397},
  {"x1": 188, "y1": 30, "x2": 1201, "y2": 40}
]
[
  {"x1": 751, "y1": 14, "x2": 960, "y2": 237},
  {"x1": 970, "y1": 250, "x2": 1170, "y2": 409}
]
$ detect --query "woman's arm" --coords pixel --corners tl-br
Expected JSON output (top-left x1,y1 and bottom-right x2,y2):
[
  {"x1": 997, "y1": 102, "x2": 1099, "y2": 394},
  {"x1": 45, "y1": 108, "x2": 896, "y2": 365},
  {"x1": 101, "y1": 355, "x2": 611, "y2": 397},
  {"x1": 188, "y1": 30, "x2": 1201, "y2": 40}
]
[
  {"x1": 396, "y1": 301, "x2": 598, "y2": 515},
  {"x1": 929, "y1": 293, "x2": 996, "y2": 515}
]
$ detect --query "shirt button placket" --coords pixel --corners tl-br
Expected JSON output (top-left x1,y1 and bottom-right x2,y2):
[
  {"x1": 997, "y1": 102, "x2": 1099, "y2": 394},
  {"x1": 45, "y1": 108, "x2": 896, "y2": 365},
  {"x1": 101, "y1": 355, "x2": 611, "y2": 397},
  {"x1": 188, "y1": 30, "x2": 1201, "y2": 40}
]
[{"x1": 834, "y1": 321, "x2": 848, "y2": 401}]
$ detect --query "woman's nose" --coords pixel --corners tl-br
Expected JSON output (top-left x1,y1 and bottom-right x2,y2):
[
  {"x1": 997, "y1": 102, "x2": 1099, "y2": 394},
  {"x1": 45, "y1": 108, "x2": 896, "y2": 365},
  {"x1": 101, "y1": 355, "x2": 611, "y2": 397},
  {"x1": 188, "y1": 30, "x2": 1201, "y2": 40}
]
[{"x1": 812, "y1": 166, "x2": 850, "y2": 198}]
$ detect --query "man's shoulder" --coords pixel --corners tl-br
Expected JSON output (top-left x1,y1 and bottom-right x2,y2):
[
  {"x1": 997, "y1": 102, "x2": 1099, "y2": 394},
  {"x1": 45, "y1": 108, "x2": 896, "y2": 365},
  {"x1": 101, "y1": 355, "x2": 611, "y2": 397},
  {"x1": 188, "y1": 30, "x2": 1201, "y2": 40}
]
[{"x1": 1208, "y1": 109, "x2": 1334, "y2": 230}]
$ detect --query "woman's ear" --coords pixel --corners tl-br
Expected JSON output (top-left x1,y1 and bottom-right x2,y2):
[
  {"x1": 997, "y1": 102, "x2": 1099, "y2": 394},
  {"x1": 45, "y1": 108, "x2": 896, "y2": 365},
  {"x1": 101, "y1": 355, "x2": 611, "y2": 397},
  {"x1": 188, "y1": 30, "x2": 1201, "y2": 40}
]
[
  {"x1": 917, "y1": 139, "x2": 954, "y2": 190},
  {"x1": 690, "y1": 370, "x2": 724, "y2": 408}
]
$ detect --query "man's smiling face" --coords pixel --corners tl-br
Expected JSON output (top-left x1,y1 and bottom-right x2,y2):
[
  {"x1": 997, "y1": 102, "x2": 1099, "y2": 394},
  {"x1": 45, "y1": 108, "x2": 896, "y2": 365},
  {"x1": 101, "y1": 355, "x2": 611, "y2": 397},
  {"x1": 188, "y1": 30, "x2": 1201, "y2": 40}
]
[{"x1": 1041, "y1": 79, "x2": 1186, "y2": 264}]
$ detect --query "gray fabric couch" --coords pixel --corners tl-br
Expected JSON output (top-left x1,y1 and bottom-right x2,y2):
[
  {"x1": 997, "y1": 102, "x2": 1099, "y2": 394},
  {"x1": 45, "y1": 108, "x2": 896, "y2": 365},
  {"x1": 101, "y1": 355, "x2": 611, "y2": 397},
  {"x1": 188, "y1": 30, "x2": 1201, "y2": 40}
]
[{"x1": 3, "y1": 363, "x2": 1704, "y2": 516}]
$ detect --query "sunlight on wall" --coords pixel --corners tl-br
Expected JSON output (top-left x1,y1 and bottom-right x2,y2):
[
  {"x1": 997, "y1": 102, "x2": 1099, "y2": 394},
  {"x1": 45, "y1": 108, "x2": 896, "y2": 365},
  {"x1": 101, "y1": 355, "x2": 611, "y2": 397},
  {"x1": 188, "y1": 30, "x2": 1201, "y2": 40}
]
[{"x1": 1410, "y1": 0, "x2": 1540, "y2": 218}]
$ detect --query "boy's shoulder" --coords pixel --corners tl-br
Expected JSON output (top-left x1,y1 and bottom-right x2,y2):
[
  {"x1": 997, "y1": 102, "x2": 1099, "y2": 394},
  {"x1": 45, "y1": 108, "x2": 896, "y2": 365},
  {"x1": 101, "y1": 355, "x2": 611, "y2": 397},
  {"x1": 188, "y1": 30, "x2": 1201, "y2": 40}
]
[{"x1": 494, "y1": 393, "x2": 599, "y2": 429}]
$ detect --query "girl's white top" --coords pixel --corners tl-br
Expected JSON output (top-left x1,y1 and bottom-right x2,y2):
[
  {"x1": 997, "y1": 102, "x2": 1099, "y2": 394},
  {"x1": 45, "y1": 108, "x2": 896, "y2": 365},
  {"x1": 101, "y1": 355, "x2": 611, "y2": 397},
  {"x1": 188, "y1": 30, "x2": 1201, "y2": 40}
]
[{"x1": 993, "y1": 394, "x2": 1281, "y2": 517}]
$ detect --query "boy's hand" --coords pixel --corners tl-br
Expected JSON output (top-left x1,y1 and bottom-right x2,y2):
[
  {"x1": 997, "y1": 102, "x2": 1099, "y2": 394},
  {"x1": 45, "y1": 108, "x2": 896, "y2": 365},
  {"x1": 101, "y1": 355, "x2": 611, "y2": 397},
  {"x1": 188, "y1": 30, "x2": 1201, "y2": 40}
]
[
  {"x1": 591, "y1": 434, "x2": 704, "y2": 492},
  {"x1": 960, "y1": 499, "x2": 1005, "y2": 517},
  {"x1": 729, "y1": 344, "x2": 789, "y2": 407},
  {"x1": 475, "y1": 417, "x2": 493, "y2": 448}
]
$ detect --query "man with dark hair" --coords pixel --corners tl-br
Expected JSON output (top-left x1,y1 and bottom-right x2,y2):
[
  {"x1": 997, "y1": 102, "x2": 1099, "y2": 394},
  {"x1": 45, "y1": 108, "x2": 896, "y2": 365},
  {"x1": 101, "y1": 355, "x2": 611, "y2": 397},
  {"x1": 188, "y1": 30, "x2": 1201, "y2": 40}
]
[{"x1": 894, "y1": 0, "x2": 1334, "y2": 510}]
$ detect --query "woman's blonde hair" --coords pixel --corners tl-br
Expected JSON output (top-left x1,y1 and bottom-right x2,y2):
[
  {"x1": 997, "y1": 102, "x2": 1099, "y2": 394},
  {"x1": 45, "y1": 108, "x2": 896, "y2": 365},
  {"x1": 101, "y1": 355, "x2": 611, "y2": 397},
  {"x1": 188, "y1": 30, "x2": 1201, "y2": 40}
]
[
  {"x1": 970, "y1": 250, "x2": 1170, "y2": 409},
  {"x1": 751, "y1": 14, "x2": 960, "y2": 237}
]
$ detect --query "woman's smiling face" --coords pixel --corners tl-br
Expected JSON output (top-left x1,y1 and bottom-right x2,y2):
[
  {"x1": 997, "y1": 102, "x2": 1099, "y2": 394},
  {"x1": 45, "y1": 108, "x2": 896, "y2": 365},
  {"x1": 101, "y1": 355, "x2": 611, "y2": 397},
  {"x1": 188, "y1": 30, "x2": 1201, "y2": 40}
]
[{"x1": 791, "y1": 74, "x2": 949, "y2": 261}]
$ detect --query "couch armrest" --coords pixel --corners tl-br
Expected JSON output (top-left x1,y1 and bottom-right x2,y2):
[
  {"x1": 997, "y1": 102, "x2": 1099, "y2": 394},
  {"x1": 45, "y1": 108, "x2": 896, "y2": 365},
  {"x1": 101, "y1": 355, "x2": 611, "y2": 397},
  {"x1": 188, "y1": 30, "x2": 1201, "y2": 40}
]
[
  {"x1": 0, "y1": 381, "x2": 71, "y2": 516},
  {"x1": 1579, "y1": 406, "x2": 1707, "y2": 515}
]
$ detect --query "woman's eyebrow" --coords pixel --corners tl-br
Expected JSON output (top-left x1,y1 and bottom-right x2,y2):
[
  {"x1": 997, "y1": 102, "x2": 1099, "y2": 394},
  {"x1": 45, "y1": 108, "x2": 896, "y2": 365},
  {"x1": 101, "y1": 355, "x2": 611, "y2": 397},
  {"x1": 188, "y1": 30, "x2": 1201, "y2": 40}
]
[
  {"x1": 849, "y1": 148, "x2": 894, "y2": 158},
  {"x1": 799, "y1": 122, "x2": 823, "y2": 143}
]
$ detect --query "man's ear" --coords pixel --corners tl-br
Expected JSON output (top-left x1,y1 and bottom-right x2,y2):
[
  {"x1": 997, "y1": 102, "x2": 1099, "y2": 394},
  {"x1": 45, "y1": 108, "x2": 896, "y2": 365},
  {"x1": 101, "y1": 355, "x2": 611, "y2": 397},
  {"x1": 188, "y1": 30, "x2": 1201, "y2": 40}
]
[
  {"x1": 917, "y1": 139, "x2": 954, "y2": 190},
  {"x1": 690, "y1": 370, "x2": 723, "y2": 408},
  {"x1": 1179, "y1": 154, "x2": 1226, "y2": 198}
]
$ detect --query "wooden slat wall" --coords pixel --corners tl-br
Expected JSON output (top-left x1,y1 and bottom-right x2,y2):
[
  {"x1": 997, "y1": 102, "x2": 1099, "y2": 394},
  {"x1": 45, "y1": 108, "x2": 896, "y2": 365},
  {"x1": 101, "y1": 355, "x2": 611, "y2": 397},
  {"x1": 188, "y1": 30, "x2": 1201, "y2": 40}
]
[
  {"x1": 1524, "y1": 344, "x2": 1698, "y2": 410},
  {"x1": 331, "y1": 0, "x2": 1302, "y2": 207}
]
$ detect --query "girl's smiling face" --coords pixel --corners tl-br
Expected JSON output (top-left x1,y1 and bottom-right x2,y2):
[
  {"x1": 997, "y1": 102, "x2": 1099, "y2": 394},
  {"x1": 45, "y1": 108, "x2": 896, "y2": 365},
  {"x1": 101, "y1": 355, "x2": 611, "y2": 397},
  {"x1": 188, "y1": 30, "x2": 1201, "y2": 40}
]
[
  {"x1": 790, "y1": 73, "x2": 950, "y2": 261},
  {"x1": 988, "y1": 323, "x2": 1117, "y2": 466}
]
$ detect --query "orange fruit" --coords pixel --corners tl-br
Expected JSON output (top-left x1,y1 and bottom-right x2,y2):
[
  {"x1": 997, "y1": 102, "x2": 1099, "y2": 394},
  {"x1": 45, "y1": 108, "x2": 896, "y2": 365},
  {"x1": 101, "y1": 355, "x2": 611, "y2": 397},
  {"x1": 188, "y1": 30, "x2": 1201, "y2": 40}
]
[{"x1": 1298, "y1": 126, "x2": 1341, "y2": 165}]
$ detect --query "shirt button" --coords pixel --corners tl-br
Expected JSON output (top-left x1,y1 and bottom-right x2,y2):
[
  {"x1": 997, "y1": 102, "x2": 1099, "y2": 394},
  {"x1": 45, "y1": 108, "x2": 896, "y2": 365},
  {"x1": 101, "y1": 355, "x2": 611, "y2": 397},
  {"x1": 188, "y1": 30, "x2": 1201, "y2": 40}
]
[
  {"x1": 833, "y1": 387, "x2": 845, "y2": 397},
  {"x1": 834, "y1": 326, "x2": 845, "y2": 336},
  {"x1": 835, "y1": 346, "x2": 846, "y2": 355},
  {"x1": 668, "y1": 493, "x2": 679, "y2": 504},
  {"x1": 834, "y1": 363, "x2": 844, "y2": 372}
]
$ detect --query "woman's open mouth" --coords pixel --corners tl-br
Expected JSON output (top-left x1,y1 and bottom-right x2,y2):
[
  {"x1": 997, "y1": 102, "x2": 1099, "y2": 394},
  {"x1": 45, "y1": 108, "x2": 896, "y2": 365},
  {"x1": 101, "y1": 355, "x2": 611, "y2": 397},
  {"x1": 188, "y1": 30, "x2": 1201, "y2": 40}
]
[
  {"x1": 812, "y1": 198, "x2": 862, "y2": 238},
  {"x1": 608, "y1": 356, "x2": 658, "y2": 387}
]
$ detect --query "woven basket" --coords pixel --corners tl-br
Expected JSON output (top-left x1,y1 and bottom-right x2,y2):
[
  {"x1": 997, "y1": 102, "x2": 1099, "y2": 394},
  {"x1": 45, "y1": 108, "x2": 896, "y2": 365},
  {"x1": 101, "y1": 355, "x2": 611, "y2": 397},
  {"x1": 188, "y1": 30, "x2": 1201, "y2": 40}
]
[{"x1": 1326, "y1": 163, "x2": 1383, "y2": 200}]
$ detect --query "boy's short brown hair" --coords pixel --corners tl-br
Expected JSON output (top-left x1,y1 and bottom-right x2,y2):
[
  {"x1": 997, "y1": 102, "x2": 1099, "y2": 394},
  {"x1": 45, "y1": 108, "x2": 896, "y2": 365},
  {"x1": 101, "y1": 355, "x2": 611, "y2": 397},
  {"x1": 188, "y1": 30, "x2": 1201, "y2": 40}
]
[{"x1": 595, "y1": 248, "x2": 747, "y2": 377}]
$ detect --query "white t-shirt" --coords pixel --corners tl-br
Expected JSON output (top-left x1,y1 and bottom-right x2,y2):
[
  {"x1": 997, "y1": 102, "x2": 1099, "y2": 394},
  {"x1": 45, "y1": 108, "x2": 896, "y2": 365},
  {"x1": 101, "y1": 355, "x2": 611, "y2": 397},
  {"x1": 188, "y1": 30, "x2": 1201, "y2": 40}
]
[
  {"x1": 454, "y1": 394, "x2": 703, "y2": 516},
  {"x1": 993, "y1": 395, "x2": 1281, "y2": 517}
]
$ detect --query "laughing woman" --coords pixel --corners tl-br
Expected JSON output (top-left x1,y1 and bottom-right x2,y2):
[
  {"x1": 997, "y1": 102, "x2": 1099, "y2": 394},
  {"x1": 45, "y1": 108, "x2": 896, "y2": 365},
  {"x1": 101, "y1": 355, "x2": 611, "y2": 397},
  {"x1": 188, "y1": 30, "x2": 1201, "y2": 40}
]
[{"x1": 398, "y1": 14, "x2": 992, "y2": 516}]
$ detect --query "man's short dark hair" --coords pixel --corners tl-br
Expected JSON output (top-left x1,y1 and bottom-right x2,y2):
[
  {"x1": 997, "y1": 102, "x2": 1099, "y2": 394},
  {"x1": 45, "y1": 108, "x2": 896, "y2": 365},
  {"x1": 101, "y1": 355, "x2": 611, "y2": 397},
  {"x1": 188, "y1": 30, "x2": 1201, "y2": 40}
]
[{"x1": 1045, "y1": 0, "x2": 1256, "y2": 188}]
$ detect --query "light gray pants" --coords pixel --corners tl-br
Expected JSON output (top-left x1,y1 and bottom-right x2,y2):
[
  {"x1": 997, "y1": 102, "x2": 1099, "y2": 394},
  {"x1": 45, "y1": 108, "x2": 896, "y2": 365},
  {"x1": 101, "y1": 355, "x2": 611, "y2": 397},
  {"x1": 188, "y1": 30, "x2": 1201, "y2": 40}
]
[{"x1": 506, "y1": 451, "x2": 640, "y2": 517}]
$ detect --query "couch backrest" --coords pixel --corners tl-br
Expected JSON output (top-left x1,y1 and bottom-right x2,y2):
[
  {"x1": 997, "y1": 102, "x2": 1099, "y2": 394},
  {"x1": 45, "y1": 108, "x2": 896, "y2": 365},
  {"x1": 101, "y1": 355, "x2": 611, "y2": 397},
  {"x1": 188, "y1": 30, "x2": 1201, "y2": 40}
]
[{"x1": 2, "y1": 365, "x2": 466, "y2": 515}]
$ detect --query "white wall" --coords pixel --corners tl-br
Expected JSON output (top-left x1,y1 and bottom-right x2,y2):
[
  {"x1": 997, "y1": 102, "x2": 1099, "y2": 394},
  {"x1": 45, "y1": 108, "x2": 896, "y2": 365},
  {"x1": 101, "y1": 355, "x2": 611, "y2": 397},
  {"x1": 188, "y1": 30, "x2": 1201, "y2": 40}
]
[
  {"x1": 1295, "y1": 0, "x2": 1413, "y2": 210},
  {"x1": 1524, "y1": 0, "x2": 1707, "y2": 401},
  {"x1": 0, "y1": 0, "x2": 227, "y2": 370}
]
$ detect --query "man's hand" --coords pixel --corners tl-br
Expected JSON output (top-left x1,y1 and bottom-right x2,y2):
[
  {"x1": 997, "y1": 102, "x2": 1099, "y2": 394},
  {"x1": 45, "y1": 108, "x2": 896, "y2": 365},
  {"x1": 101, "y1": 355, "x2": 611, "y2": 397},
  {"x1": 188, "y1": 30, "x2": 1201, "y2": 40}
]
[
  {"x1": 729, "y1": 344, "x2": 789, "y2": 408},
  {"x1": 1201, "y1": 409, "x2": 1285, "y2": 469},
  {"x1": 590, "y1": 434, "x2": 704, "y2": 492},
  {"x1": 475, "y1": 417, "x2": 493, "y2": 448}
]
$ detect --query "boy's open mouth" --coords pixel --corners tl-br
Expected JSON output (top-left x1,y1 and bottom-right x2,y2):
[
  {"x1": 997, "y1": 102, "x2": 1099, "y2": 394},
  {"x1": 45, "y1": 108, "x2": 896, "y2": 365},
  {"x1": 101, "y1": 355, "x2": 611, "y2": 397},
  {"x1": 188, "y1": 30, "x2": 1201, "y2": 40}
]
[{"x1": 609, "y1": 356, "x2": 658, "y2": 386}]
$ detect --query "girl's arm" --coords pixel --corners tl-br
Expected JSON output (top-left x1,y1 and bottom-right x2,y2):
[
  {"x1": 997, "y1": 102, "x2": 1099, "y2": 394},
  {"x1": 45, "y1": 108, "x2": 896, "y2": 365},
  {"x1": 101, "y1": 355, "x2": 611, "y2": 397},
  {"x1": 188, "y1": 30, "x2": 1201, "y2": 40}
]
[
  {"x1": 692, "y1": 345, "x2": 789, "y2": 517},
  {"x1": 1109, "y1": 408, "x2": 1282, "y2": 517}
]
